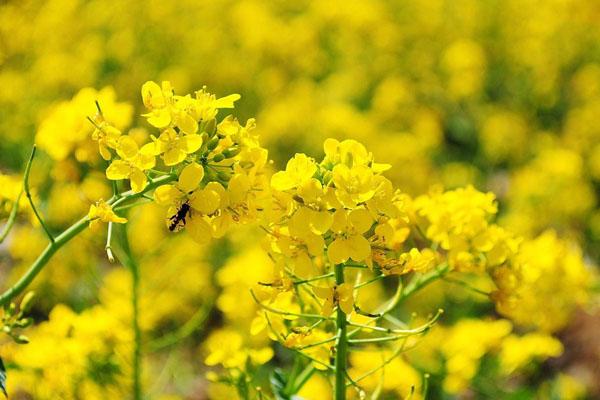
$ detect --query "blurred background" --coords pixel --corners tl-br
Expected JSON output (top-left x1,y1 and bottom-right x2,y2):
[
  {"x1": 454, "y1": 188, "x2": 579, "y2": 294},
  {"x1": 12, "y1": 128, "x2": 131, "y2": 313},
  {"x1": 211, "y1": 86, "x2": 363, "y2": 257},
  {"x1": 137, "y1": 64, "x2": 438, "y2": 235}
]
[{"x1": 0, "y1": 0, "x2": 599, "y2": 398}]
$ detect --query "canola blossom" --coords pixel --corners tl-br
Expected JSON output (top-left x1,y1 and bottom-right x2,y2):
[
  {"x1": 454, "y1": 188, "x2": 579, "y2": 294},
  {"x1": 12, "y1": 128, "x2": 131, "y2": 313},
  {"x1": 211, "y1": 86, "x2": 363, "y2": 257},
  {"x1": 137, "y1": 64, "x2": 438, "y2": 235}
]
[{"x1": 0, "y1": 2, "x2": 599, "y2": 397}]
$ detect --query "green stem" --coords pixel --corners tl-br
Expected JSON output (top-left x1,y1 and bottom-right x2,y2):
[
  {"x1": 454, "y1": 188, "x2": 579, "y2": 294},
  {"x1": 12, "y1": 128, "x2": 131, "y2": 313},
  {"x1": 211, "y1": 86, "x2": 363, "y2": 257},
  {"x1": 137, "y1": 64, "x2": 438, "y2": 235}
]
[
  {"x1": 334, "y1": 263, "x2": 347, "y2": 400},
  {"x1": 0, "y1": 215, "x2": 88, "y2": 306},
  {"x1": 399, "y1": 263, "x2": 449, "y2": 302},
  {"x1": 0, "y1": 173, "x2": 176, "y2": 307},
  {"x1": 105, "y1": 222, "x2": 115, "y2": 263},
  {"x1": 0, "y1": 189, "x2": 23, "y2": 244},
  {"x1": 23, "y1": 145, "x2": 54, "y2": 243},
  {"x1": 292, "y1": 364, "x2": 315, "y2": 394},
  {"x1": 115, "y1": 224, "x2": 142, "y2": 400}
]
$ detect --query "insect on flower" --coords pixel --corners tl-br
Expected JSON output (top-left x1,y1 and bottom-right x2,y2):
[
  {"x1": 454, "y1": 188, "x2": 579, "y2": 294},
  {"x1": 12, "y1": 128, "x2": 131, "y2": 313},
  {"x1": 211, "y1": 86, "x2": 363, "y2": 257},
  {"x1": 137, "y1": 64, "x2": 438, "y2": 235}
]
[{"x1": 168, "y1": 201, "x2": 192, "y2": 231}]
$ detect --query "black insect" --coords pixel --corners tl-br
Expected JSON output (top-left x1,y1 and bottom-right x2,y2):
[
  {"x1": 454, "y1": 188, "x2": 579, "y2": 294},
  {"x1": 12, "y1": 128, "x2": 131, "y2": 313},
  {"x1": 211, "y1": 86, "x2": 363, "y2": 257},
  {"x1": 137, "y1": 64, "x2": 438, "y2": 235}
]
[{"x1": 169, "y1": 201, "x2": 191, "y2": 231}]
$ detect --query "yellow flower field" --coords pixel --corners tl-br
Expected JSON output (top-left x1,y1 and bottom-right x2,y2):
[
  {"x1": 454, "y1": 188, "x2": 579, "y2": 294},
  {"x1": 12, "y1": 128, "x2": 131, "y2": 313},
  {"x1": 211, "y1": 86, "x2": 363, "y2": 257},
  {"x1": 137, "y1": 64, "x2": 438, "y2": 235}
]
[{"x1": 0, "y1": 1, "x2": 599, "y2": 399}]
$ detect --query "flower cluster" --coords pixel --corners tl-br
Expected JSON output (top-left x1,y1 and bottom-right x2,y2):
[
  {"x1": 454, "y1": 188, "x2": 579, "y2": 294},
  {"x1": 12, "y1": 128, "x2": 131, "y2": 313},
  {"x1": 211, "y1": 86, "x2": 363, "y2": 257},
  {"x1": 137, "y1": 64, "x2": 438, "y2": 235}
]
[{"x1": 86, "y1": 81, "x2": 270, "y2": 245}]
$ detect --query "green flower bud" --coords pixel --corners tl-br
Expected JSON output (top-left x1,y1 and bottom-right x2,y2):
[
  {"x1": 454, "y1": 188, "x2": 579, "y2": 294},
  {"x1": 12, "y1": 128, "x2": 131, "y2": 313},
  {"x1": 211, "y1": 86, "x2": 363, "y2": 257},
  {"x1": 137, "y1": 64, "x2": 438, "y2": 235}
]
[
  {"x1": 207, "y1": 137, "x2": 220, "y2": 151},
  {"x1": 223, "y1": 146, "x2": 241, "y2": 158},
  {"x1": 15, "y1": 334, "x2": 29, "y2": 344},
  {"x1": 205, "y1": 118, "x2": 216, "y2": 135},
  {"x1": 20, "y1": 291, "x2": 35, "y2": 314},
  {"x1": 212, "y1": 153, "x2": 225, "y2": 163},
  {"x1": 217, "y1": 171, "x2": 231, "y2": 181}
]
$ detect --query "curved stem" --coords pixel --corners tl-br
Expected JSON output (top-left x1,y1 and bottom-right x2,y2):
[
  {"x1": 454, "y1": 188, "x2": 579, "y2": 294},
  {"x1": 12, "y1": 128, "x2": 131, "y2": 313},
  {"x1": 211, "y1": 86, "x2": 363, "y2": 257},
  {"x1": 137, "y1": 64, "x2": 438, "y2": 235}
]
[
  {"x1": 0, "y1": 173, "x2": 176, "y2": 307},
  {"x1": 0, "y1": 189, "x2": 23, "y2": 244},
  {"x1": 24, "y1": 146, "x2": 54, "y2": 243},
  {"x1": 334, "y1": 263, "x2": 347, "y2": 400}
]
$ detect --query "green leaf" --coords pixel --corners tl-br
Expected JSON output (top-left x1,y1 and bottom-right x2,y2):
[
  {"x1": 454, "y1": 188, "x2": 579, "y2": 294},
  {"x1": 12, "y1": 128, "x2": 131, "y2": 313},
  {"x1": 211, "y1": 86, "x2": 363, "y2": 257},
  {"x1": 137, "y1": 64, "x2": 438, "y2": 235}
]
[{"x1": 270, "y1": 368, "x2": 290, "y2": 400}]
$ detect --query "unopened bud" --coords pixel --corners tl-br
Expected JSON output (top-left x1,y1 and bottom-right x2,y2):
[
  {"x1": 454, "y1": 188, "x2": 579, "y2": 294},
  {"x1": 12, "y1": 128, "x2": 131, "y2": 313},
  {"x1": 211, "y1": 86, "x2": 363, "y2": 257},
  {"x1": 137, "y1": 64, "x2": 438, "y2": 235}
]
[
  {"x1": 207, "y1": 137, "x2": 220, "y2": 151},
  {"x1": 223, "y1": 146, "x2": 241, "y2": 158},
  {"x1": 205, "y1": 118, "x2": 216, "y2": 135},
  {"x1": 212, "y1": 153, "x2": 225, "y2": 163},
  {"x1": 217, "y1": 171, "x2": 231, "y2": 181},
  {"x1": 20, "y1": 292, "x2": 35, "y2": 314}
]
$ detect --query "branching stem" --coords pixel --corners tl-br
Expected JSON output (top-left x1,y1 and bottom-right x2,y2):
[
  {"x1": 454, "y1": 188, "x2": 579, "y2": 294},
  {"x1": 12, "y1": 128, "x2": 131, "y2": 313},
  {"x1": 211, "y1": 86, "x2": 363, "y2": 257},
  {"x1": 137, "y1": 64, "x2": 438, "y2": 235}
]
[{"x1": 0, "y1": 173, "x2": 176, "y2": 307}]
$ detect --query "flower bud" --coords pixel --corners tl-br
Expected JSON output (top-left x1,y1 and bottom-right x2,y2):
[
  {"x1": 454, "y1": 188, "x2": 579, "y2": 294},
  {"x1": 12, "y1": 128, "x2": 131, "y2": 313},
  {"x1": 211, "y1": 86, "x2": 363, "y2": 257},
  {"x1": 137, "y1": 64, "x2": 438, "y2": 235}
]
[
  {"x1": 212, "y1": 153, "x2": 225, "y2": 163},
  {"x1": 204, "y1": 118, "x2": 216, "y2": 135},
  {"x1": 223, "y1": 146, "x2": 241, "y2": 158},
  {"x1": 20, "y1": 291, "x2": 35, "y2": 314},
  {"x1": 207, "y1": 137, "x2": 220, "y2": 151},
  {"x1": 217, "y1": 171, "x2": 231, "y2": 181}
]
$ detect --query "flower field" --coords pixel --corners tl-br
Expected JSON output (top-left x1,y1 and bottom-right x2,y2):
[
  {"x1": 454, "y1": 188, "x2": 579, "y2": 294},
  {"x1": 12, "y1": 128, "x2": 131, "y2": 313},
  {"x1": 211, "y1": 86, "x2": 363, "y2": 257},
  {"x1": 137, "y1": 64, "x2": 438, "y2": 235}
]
[{"x1": 0, "y1": 1, "x2": 599, "y2": 399}]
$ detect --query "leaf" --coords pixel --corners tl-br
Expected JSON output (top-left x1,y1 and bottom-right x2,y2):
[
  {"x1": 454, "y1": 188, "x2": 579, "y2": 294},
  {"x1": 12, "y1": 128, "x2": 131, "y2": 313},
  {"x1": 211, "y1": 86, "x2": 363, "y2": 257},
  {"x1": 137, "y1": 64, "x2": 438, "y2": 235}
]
[
  {"x1": 0, "y1": 357, "x2": 7, "y2": 398},
  {"x1": 270, "y1": 368, "x2": 290, "y2": 400}
]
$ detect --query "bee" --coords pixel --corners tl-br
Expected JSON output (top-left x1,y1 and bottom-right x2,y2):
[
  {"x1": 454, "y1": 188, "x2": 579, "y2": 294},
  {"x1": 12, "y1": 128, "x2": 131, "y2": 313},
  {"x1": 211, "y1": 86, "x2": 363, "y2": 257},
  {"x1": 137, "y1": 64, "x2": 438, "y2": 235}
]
[{"x1": 168, "y1": 201, "x2": 191, "y2": 231}]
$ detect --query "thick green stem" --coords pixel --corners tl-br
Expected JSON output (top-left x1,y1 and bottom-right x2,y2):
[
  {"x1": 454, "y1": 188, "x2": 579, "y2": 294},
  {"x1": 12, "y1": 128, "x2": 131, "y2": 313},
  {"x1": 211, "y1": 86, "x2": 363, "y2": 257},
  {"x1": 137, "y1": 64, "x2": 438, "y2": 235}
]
[
  {"x1": 334, "y1": 263, "x2": 347, "y2": 400},
  {"x1": 116, "y1": 224, "x2": 142, "y2": 400},
  {"x1": 0, "y1": 173, "x2": 176, "y2": 307},
  {"x1": 0, "y1": 215, "x2": 88, "y2": 306}
]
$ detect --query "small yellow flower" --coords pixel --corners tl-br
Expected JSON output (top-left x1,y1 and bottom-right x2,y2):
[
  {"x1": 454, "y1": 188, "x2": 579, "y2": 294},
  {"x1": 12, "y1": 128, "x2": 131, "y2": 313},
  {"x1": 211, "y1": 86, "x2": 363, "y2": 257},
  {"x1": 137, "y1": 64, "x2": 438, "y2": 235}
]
[
  {"x1": 327, "y1": 208, "x2": 373, "y2": 264},
  {"x1": 149, "y1": 128, "x2": 203, "y2": 166},
  {"x1": 90, "y1": 117, "x2": 122, "y2": 161},
  {"x1": 271, "y1": 153, "x2": 317, "y2": 191},
  {"x1": 314, "y1": 283, "x2": 354, "y2": 316},
  {"x1": 87, "y1": 199, "x2": 127, "y2": 229},
  {"x1": 105, "y1": 136, "x2": 156, "y2": 193}
]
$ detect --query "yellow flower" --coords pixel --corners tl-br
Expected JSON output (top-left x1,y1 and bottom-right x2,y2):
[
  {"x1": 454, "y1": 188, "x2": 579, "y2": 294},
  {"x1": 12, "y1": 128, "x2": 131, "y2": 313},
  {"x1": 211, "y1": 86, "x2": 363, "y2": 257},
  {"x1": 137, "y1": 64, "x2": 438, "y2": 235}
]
[
  {"x1": 379, "y1": 248, "x2": 436, "y2": 276},
  {"x1": 105, "y1": 136, "x2": 156, "y2": 193},
  {"x1": 331, "y1": 163, "x2": 377, "y2": 208},
  {"x1": 314, "y1": 283, "x2": 354, "y2": 315},
  {"x1": 271, "y1": 153, "x2": 318, "y2": 191},
  {"x1": 154, "y1": 162, "x2": 222, "y2": 242},
  {"x1": 87, "y1": 199, "x2": 127, "y2": 229},
  {"x1": 327, "y1": 208, "x2": 373, "y2": 264},
  {"x1": 149, "y1": 128, "x2": 203, "y2": 166},
  {"x1": 141, "y1": 80, "x2": 174, "y2": 128},
  {"x1": 499, "y1": 333, "x2": 563, "y2": 374}
]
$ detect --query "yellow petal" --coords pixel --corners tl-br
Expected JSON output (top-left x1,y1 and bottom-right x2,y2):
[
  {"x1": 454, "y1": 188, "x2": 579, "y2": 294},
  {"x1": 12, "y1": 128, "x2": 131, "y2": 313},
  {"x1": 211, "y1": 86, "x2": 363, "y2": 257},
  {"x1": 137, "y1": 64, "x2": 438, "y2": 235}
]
[
  {"x1": 146, "y1": 108, "x2": 171, "y2": 128},
  {"x1": 117, "y1": 136, "x2": 139, "y2": 159},
  {"x1": 153, "y1": 185, "x2": 179, "y2": 206},
  {"x1": 349, "y1": 208, "x2": 373, "y2": 234},
  {"x1": 178, "y1": 162, "x2": 204, "y2": 193},
  {"x1": 141, "y1": 81, "x2": 165, "y2": 109},
  {"x1": 271, "y1": 171, "x2": 295, "y2": 191},
  {"x1": 327, "y1": 238, "x2": 349, "y2": 264},
  {"x1": 294, "y1": 252, "x2": 317, "y2": 278},
  {"x1": 163, "y1": 148, "x2": 186, "y2": 166},
  {"x1": 228, "y1": 174, "x2": 250, "y2": 204},
  {"x1": 190, "y1": 188, "x2": 220, "y2": 214},
  {"x1": 186, "y1": 217, "x2": 212, "y2": 244},
  {"x1": 214, "y1": 94, "x2": 241, "y2": 108},
  {"x1": 181, "y1": 134, "x2": 203, "y2": 154},
  {"x1": 106, "y1": 160, "x2": 131, "y2": 180},
  {"x1": 309, "y1": 210, "x2": 333, "y2": 234},
  {"x1": 337, "y1": 283, "x2": 354, "y2": 315},
  {"x1": 129, "y1": 168, "x2": 147, "y2": 193},
  {"x1": 136, "y1": 152, "x2": 156, "y2": 170},
  {"x1": 348, "y1": 235, "x2": 371, "y2": 262},
  {"x1": 99, "y1": 144, "x2": 112, "y2": 161},
  {"x1": 177, "y1": 113, "x2": 198, "y2": 135}
]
